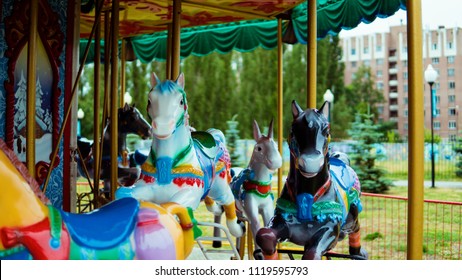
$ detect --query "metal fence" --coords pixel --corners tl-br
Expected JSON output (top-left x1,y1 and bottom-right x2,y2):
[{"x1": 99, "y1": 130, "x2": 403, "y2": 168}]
[{"x1": 327, "y1": 193, "x2": 462, "y2": 260}]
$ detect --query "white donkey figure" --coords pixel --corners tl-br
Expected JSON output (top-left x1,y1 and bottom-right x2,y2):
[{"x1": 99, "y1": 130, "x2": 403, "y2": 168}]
[
  {"x1": 230, "y1": 119, "x2": 282, "y2": 259},
  {"x1": 116, "y1": 73, "x2": 243, "y2": 238}
]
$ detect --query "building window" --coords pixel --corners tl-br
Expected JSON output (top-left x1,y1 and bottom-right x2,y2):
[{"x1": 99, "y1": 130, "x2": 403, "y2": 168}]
[
  {"x1": 448, "y1": 56, "x2": 455, "y2": 64},
  {"x1": 447, "y1": 42, "x2": 453, "y2": 49},
  {"x1": 449, "y1": 108, "x2": 457, "y2": 116},
  {"x1": 448, "y1": 68, "x2": 455, "y2": 77},
  {"x1": 432, "y1": 43, "x2": 438, "y2": 50},
  {"x1": 403, "y1": 46, "x2": 408, "y2": 53},
  {"x1": 404, "y1": 123, "x2": 408, "y2": 130},
  {"x1": 403, "y1": 60, "x2": 408, "y2": 67},
  {"x1": 433, "y1": 121, "x2": 440, "y2": 130},
  {"x1": 449, "y1": 121, "x2": 457, "y2": 130},
  {"x1": 432, "y1": 57, "x2": 439, "y2": 64},
  {"x1": 449, "y1": 81, "x2": 456, "y2": 89},
  {"x1": 363, "y1": 60, "x2": 370, "y2": 66},
  {"x1": 435, "y1": 96, "x2": 440, "y2": 104},
  {"x1": 376, "y1": 45, "x2": 382, "y2": 52},
  {"x1": 403, "y1": 72, "x2": 408, "y2": 79},
  {"x1": 449, "y1": 95, "x2": 456, "y2": 103},
  {"x1": 450, "y1": 135, "x2": 457, "y2": 141},
  {"x1": 351, "y1": 61, "x2": 357, "y2": 68},
  {"x1": 364, "y1": 47, "x2": 369, "y2": 54},
  {"x1": 376, "y1": 70, "x2": 383, "y2": 78},
  {"x1": 404, "y1": 97, "x2": 408, "y2": 104},
  {"x1": 376, "y1": 58, "x2": 384, "y2": 65},
  {"x1": 351, "y1": 48, "x2": 356, "y2": 55},
  {"x1": 435, "y1": 108, "x2": 440, "y2": 117},
  {"x1": 376, "y1": 82, "x2": 384, "y2": 90},
  {"x1": 404, "y1": 84, "x2": 408, "y2": 92},
  {"x1": 404, "y1": 109, "x2": 408, "y2": 117}
]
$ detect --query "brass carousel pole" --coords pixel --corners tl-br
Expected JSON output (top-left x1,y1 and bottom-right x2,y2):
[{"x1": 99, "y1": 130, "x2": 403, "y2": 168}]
[
  {"x1": 43, "y1": 0, "x2": 104, "y2": 194},
  {"x1": 170, "y1": 0, "x2": 182, "y2": 79},
  {"x1": 93, "y1": 0, "x2": 102, "y2": 209},
  {"x1": 110, "y1": 0, "x2": 120, "y2": 199},
  {"x1": 120, "y1": 38, "x2": 126, "y2": 107},
  {"x1": 166, "y1": 24, "x2": 172, "y2": 79},
  {"x1": 307, "y1": 0, "x2": 317, "y2": 108},
  {"x1": 276, "y1": 17, "x2": 284, "y2": 260},
  {"x1": 26, "y1": 0, "x2": 38, "y2": 178},
  {"x1": 406, "y1": 0, "x2": 425, "y2": 260}
]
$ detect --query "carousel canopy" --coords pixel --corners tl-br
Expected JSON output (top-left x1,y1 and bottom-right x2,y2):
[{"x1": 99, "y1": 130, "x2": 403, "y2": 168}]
[{"x1": 79, "y1": 0, "x2": 407, "y2": 63}]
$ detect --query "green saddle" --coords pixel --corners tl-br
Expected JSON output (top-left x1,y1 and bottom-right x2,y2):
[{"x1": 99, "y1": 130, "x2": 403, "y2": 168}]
[{"x1": 191, "y1": 131, "x2": 220, "y2": 159}]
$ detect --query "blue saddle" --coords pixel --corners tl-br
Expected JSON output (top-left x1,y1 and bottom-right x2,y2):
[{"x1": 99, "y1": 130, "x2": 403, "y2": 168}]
[{"x1": 60, "y1": 197, "x2": 140, "y2": 250}]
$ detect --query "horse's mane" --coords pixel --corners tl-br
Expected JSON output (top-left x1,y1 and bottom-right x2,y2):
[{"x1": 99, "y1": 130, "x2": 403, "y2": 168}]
[{"x1": 0, "y1": 139, "x2": 50, "y2": 204}]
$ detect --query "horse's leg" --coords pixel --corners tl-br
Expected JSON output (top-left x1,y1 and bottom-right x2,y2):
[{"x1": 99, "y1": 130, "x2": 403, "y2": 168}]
[
  {"x1": 302, "y1": 222, "x2": 340, "y2": 260},
  {"x1": 208, "y1": 178, "x2": 243, "y2": 238},
  {"x1": 242, "y1": 195, "x2": 262, "y2": 259},
  {"x1": 255, "y1": 214, "x2": 289, "y2": 260},
  {"x1": 115, "y1": 182, "x2": 156, "y2": 203},
  {"x1": 204, "y1": 196, "x2": 223, "y2": 215},
  {"x1": 346, "y1": 204, "x2": 368, "y2": 259}
]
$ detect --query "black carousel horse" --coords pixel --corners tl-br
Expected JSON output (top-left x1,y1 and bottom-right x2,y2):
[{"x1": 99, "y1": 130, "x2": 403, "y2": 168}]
[
  {"x1": 77, "y1": 103, "x2": 152, "y2": 198},
  {"x1": 255, "y1": 100, "x2": 368, "y2": 260}
]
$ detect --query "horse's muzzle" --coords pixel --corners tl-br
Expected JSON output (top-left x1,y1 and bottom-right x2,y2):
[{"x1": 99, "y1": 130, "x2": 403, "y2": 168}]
[{"x1": 297, "y1": 153, "x2": 324, "y2": 178}]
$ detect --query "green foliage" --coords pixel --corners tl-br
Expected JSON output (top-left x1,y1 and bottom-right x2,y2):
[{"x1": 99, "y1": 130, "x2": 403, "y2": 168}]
[
  {"x1": 348, "y1": 113, "x2": 392, "y2": 193},
  {"x1": 455, "y1": 136, "x2": 462, "y2": 178},
  {"x1": 225, "y1": 115, "x2": 243, "y2": 167},
  {"x1": 424, "y1": 129, "x2": 442, "y2": 144},
  {"x1": 364, "y1": 232, "x2": 383, "y2": 241},
  {"x1": 345, "y1": 64, "x2": 385, "y2": 119}
]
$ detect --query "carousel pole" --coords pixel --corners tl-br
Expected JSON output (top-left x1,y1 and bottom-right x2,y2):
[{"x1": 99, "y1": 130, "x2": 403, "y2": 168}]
[
  {"x1": 43, "y1": 0, "x2": 104, "y2": 194},
  {"x1": 120, "y1": 38, "x2": 126, "y2": 107},
  {"x1": 166, "y1": 24, "x2": 172, "y2": 79},
  {"x1": 110, "y1": 0, "x2": 120, "y2": 199},
  {"x1": 26, "y1": 0, "x2": 38, "y2": 178},
  {"x1": 276, "y1": 17, "x2": 284, "y2": 260},
  {"x1": 306, "y1": 0, "x2": 317, "y2": 108},
  {"x1": 93, "y1": 0, "x2": 102, "y2": 209},
  {"x1": 406, "y1": 0, "x2": 425, "y2": 260},
  {"x1": 170, "y1": 0, "x2": 182, "y2": 79}
]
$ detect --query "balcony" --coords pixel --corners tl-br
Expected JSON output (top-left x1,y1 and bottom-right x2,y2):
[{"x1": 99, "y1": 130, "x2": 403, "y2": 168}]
[
  {"x1": 389, "y1": 117, "x2": 398, "y2": 122},
  {"x1": 389, "y1": 92, "x2": 399, "y2": 99},
  {"x1": 389, "y1": 68, "x2": 398, "y2": 75},
  {"x1": 389, "y1": 80, "x2": 398, "y2": 87},
  {"x1": 389, "y1": 56, "x2": 398, "y2": 62},
  {"x1": 389, "y1": 105, "x2": 399, "y2": 111}
]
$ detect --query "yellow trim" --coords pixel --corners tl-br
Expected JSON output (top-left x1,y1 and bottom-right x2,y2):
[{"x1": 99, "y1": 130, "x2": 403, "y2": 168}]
[{"x1": 141, "y1": 162, "x2": 205, "y2": 177}]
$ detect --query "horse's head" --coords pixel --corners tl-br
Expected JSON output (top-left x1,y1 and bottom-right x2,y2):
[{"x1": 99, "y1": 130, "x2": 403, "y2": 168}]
[
  {"x1": 118, "y1": 103, "x2": 152, "y2": 139},
  {"x1": 147, "y1": 72, "x2": 187, "y2": 140},
  {"x1": 289, "y1": 100, "x2": 330, "y2": 178},
  {"x1": 250, "y1": 119, "x2": 282, "y2": 171}
]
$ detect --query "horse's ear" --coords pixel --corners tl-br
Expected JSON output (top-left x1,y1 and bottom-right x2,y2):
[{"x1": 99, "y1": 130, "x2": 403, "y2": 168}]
[
  {"x1": 268, "y1": 118, "x2": 274, "y2": 139},
  {"x1": 253, "y1": 119, "x2": 262, "y2": 141},
  {"x1": 151, "y1": 72, "x2": 161, "y2": 88},
  {"x1": 123, "y1": 102, "x2": 130, "y2": 111},
  {"x1": 175, "y1": 73, "x2": 185, "y2": 90},
  {"x1": 319, "y1": 101, "x2": 329, "y2": 119},
  {"x1": 291, "y1": 100, "x2": 303, "y2": 119}
]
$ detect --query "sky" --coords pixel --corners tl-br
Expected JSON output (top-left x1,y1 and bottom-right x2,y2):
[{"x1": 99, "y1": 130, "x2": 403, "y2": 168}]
[{"x1": 339, "y1": 0, "x2": 462, "y2": 37}]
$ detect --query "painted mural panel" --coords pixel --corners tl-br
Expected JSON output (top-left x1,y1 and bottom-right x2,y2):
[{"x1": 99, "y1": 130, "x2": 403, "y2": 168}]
[{"x1": 0, "y1": 0, "x2": 71, "y2": 208}]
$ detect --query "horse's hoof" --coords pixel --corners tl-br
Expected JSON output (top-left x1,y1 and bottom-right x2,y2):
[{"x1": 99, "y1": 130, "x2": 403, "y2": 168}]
[
  {"x1": 227, "y1": 218, "x2": 244, "y2": 237},
  {"x1": 207, "y1": 204, "x2": 223, "y2": 216},
  {"x1": 253, "y1": 249, "x2": 264, "y2": 260}
]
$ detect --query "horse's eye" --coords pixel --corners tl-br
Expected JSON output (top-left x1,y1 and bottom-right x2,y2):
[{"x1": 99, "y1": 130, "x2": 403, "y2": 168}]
[
  {"x1": 257, "y1": 146, "x2": 262, "y2": 152},
  {"x1": 180, "y1": 99, "x2": 184, "y2": 106}
]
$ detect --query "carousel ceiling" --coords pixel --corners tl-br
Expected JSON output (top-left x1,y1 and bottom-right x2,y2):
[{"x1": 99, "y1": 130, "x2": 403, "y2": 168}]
[
  {"x1": 79, "y1": 0, "x2": 407, "y2": 63},
  {"x1": 80, "y1": 0, "x2": 306, "y2": 38}
]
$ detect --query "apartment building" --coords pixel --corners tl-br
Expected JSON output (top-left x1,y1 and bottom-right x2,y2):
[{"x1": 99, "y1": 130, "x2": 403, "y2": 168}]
[{"x1": 341, "y1": 25, "x2": 462, "y2": 141}]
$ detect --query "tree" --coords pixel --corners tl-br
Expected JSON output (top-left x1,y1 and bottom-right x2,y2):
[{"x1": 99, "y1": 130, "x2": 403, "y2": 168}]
[
  {"x1": 348, "y1": 113, "x2": 392, "y2": 193},
  {"x1": 455, "y1": 136, "x2": 462, "y2": 178},
  {"x1": 345, "y1": 64, "x2": 385, "y2": 118}
]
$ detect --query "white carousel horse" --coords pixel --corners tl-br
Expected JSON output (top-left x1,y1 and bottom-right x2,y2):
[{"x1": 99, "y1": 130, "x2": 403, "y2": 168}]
[
  {"x1": 116, "y1": 73, "x2": 243, "y2": 238},
  {"x1": 228, "y1": 119, "x2": 282, "y2": 259}
]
